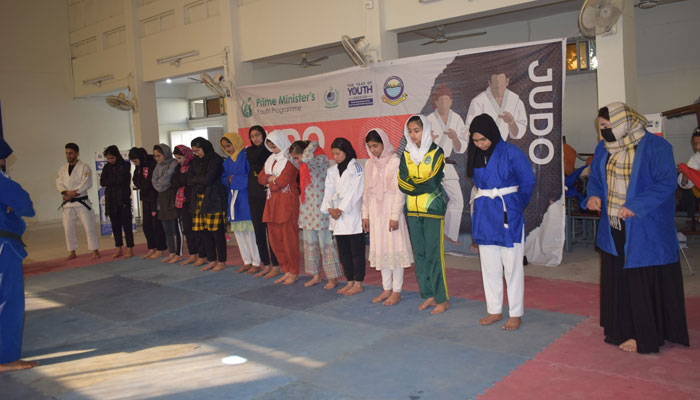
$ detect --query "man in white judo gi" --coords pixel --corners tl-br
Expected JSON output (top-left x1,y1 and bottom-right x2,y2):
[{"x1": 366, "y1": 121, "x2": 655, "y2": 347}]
[
  {"x1": 56, "y1": 143, "x2": 100, "y2": 260},
  {"x1": 465, "y1": 72, "x2": 527, "y2": 142},
  {"x1": 425, "y1": 84, "x2": 468, "y2": 245}
]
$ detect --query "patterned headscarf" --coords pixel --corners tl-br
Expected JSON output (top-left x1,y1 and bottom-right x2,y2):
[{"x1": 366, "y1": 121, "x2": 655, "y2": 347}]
[
  {"x1": 173, "y1": 145, "x2": 194, "y2": 208},
  {"x1": 602, "y1": 102, "x2": 648, "y2": 230}
]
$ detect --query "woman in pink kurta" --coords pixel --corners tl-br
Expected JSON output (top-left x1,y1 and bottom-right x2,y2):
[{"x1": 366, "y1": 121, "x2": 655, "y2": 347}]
[{"x1": 361, "y1": 128, "x2": 413, "y2": 306}]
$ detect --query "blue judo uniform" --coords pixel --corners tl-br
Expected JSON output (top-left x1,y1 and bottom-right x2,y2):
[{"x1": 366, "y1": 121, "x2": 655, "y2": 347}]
[{"x1": 0, "y1": 140, "x2": 35, "y2": 364}]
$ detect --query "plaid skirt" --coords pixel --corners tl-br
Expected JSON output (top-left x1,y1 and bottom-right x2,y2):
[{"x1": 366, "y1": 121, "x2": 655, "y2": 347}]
[{"x1": 192, "y1": 194, "x2": 225, "y2": 231}]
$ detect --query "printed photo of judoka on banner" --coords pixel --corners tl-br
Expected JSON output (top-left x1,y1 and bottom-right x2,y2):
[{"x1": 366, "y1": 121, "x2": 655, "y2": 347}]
[{"x1": 236, "y1": 39, "x2": 565, "y2": 265}]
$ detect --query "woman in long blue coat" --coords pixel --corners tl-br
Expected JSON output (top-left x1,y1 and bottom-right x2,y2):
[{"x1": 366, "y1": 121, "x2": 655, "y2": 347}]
[
  {"x1": 585, "y1": 102, "x2": 689, "y2": 353},
  {"x1": 0, "y1": 137, "x2": 38, "y2": 372}
]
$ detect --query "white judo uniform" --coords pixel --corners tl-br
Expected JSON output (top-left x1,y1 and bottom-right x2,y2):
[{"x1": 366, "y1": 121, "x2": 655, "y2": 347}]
[
  {"x1": 466, "y1": 88, "x2": 527, "y2": 142},
  {"x1": 321, "y1": 159, "x2": 364, "y2": 235},
  {"x1": 56, "y1": 161, "x2": 99, "y2": 252},
  {"x1": 426, "y1": 109, "x2": 467, "y2": 242}
]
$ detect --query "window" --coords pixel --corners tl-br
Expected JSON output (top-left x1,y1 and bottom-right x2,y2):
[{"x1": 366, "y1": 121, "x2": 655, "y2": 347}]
[
  {"x1": 170, "y1": 129, "x2": 208, "y2": 149},
  {"x1": 184, "y1": 0, "x2": 220, "y2": 25},
  {"x1": 566, "y1": 38, "x2": 597, "y2": 74},
  {"x1": 141, "y1": 10, "x2": 175, "y2": 37},
  {"x1": 189, "y1": 97, "x2": 225, "y2": 119}
]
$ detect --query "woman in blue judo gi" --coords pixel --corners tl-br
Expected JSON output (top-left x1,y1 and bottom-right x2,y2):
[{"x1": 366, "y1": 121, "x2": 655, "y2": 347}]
[
  {"x1": 468, "y1": 114, "x2": 535, "y2": 331},
  {"x1": 0, "y1": 136, "x2": 38, "y2": 372}
]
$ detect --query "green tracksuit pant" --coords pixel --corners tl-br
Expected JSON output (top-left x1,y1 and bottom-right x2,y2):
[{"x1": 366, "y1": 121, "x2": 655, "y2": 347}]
[{"x1": 407, "y1": 215, "x2": 449, "y2": 304}]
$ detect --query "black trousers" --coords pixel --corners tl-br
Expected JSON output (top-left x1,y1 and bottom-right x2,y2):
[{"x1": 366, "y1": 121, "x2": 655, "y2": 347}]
[
  {"x1": 202, "y1": 228, "x2": 227, "y2": 262},
  {"x1": 142, "y1": 201, "x2": 166, "y2": 251},
  {"x1": 108, "y1": 204, "x2": 134, "y2": 248},
  {"x1": 249, "y1": 194, "x2": 278, "y2": 266},
  {"x1": 336, "y1": 233, "x2": 366, "y2": 282},
  {"x1": 177, "y1": 206, "x2": 199, "y2": 255}
]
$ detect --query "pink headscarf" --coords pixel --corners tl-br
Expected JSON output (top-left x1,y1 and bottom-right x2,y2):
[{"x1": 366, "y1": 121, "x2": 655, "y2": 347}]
[{"x1": 364, "y1": 128, "x2": 396, "y2": 195}]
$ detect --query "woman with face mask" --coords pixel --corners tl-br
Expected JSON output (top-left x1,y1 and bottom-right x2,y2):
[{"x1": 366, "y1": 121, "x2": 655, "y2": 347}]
[{"x1": 585, "y1": 102, "x2": 689, "y2": 354}]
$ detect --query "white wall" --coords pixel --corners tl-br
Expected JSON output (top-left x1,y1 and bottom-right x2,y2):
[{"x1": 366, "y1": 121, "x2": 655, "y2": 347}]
[{"x1": 0, "y1": 0, "x2": 133, "y2": 223}]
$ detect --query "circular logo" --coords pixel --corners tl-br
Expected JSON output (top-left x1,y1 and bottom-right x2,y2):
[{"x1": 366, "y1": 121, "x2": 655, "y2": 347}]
[
  {"x1": 424, "y1": 155, "x2": 432, "y2": 165},
  {"x1": 324, "y1": 88, "x2": 339, "y2": 108},
  {"x1": 383, "y1": 76, "x2": 404, "y2": 101}
]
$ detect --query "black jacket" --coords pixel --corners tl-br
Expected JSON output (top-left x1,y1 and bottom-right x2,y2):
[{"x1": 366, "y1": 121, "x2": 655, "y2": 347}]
[
  {"x1": 100, "y1": 160, "x2": 132, "y2": 214},
  {"x1": 131, "y1": 149, "x2": 158, "y2": 208},
  {"x1": 188, "y1": 140, "x2": 226, "y2": 214}
]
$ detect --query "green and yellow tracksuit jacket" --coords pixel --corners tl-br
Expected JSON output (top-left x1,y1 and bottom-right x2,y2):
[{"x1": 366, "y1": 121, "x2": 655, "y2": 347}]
[{"x1": 398, "y1": 143, "x2": 446, "y2": 218}]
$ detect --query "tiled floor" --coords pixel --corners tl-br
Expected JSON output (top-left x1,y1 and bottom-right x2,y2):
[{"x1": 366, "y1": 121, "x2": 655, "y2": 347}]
[{"x1": 3, "y1": 220, "x2": 699, "y2": 399}]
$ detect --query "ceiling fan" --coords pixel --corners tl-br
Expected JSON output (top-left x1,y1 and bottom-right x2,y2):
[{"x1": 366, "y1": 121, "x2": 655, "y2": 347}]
[
  {"x1": 635, "y1": 0, "x2": 686, "y2": 9},
  {"x1": 267, "y1": 52, "x2": 328, "y2": 68},
  {"x1": 414, "y1": 25, "x2": 486, "y2": 46}
]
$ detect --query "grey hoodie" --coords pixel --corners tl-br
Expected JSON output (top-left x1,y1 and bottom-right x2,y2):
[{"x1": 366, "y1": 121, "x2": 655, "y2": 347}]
[{"x1": 152, "y1": 143, "x2": 178, "y2": 192}]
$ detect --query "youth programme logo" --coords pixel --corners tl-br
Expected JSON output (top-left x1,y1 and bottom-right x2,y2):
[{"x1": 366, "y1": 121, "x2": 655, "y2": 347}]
[
  {"x1": 241, "y1": 97, "x2": 253, "y2": 118},
  {"x1": 382, "y1": 76, "x2": 407, "y2": 105},
  {"x1": 324, "y1": 87, "x2": 339, "y2": 109}
]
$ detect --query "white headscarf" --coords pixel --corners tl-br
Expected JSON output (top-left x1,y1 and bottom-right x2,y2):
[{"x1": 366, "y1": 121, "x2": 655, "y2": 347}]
[
  {"x1": 264, "y1": 130, "x2": 292, "y2": 176},
  {"x1": 403, "y1": 114, "x2": 433, "y2": 165}
]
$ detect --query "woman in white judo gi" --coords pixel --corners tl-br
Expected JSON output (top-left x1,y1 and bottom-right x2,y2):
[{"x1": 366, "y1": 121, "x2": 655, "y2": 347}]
[{"x1": 468, "y1": 114, "x2": 535, "y2": 330}]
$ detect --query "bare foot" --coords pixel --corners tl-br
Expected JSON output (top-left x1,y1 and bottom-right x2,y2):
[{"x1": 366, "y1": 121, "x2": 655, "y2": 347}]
[
  {"x1": 161, "y1": 254, "x2": 174, "y2": 263},
  {"x1": 263, "y1": 267, "x2": 281, "y2": 279},
  {"x1": 274, "y1": 272, "x2": 290, "y2": 284},
  {"x1": 112, "y1": 248, "x2": 123, "y2": 259},
  {"x1": 141, "y1": 249, "x2": 156, "y2": 260},
  {"x1": 305, "y1": 275, "x2": 322, "y2": 287},
  {"x1": 91, "y1": 250, "x2": 101, "y2": 260},
  {"x1": 619, "y1": 338, "x2": 637, "y2": 353},
  {"x1": 181, "y1": 255, "x2": 198, "y2": 265},
  {"x1": 470, "y1": 244, "x2": 479, "y2": 254},
  {"x1": 383, "y1": 292, "x2": 401, "y2": 306},
  {"x1": 479, "y1": 313, "x2": 503, "y2": 325},
  {"x1": 344, "y1": 283, "x2": 363, "y2": 296},
  {"x1": 211, "y1": 262, "x2": 227, "y2": 272},
  {"x1": 445, "y1": 236, "x2": 462, "y2": 246},
  {"x1": 193, "y1": 257, "x2": 208, "y2": 267},
  {"x1": 337, "y1": 282, "x2": 353, "y2": 294},
  {"x1": 502, "y1": 317, "x2": 522, "y2": 331},
  {"x1": 167, "y1": 255, "x2": 183, "y2": 264},
  {"x1": 418, "y1": 297, "x2": 437, "y2": 311},
  {"x1": 201, "y1": 261, "x2": 217, "y2": 271},
  {"x1": 282, "y1": 274, "x2": 298, "y2": 285},
  {"x1": 324, "y1": 278, "x2": 338, "y2": 290},
  {"x1": 236, "y1": 265, "x2": 252, "y2": 274},
  {"x1": 65, "y1": 251, "x2": 77, "y2": 261},
  {"x1": 373, "y1": 290, "x2": 392, "y2": 303},
  {"x1": 125, "y1": 248, "x2": 134, "y2": 258},
  {"x1": 431, "y1": 301, "x2": 450, "y2": 315},
  {"x1": 246, "y1": 266, "x2": 261, "y2": 275},
  {"x1": 0, "y1": 359, "x2": 39, "y2": 373},
  {"x1": 148, "y1": 250, "x2": 165, "y2": 260},
  {"x1": 255, "y1": 266, "x2": 272, "y2": 277}
]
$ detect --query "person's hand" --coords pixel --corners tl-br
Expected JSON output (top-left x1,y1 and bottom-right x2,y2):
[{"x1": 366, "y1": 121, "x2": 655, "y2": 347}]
[
  {"x1": 267, "y1": 176, "x2": 275, "y2": 184},
  {"x1": 445, "y1": 128, "x2": 457, "y2": 140},
  {"x1": 499, "y1": 111, "x2": 514, "y2": 124},
  {"x1": 618, "y1": 206, "x2": 635, "y2": 219},
  {"x1": 6, "y1": 206, "x2": 14, "y2": 213},
  {"x1": 681, "y1": 173, "x2": 689, "y2": 186},
  {"x1": 362, "y1": 218, "x2": 369, "y2": 232},
  {"x1": 586, "y1": 196, "x2": 601, "y2": 211},
  {"x1": 228, "y1": 175, "x2": 233, "y2": 185},
  {"x1": 67, "y1": 190, "x2": 78, "y2": 198},
  {"x1": 151, "y1": 211, "x2": 157, "y2": 217},
  {"x1": 389, "y1": 219, "x2": 399, "y2": 231},
  {"x1": 329, "y1": 208, "x2": 342, "y2": 220},
  {"x1": 62, "y1": 194, "x2": 71, "y2": 201}
]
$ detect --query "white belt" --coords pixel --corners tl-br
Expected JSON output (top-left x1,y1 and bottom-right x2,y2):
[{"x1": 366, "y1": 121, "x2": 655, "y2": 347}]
[{"x1": 474, "y1": 185, "x2": 518, "y2": 228}]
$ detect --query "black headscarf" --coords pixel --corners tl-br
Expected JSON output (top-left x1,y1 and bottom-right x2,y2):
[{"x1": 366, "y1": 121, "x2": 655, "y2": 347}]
[
  {"x1": 467, "y1": 114, "x2": 502, "y2": 177},
  {"x1": 103, "y1": 145, "x2": 124, "y2": 161},
  {"x1": 331, "y1": 137, "x2": 357, "y2": 176},
  {"x1": 246, "y1": 126, "x2": 271, "y2": 173}
]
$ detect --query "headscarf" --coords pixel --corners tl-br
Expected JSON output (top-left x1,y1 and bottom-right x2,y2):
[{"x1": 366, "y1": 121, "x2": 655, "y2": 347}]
[
  {"x1": 467, "y1": 114, "x2": 502, "y2": 177},
  {"x1": 364, "y1": 128, "x2": 395, "y2": 194},
  {"x1": 602, "y1": 102, "x2": 648, "y2": 230},
  {"x1": 331, "y1": 137, "x2": 357, "y2": 177},
  {"x1": 264, "y1": 130, "x2": 291, "y2": 176},
  {"x1": 173, "y1": 145, "x2": 194, "y2": 208},
  {"x1": 403, "y1": 115, "x2": 433, "y2": 165},
  {"x1": 0, "y1": 136, "x2": 13, "y2": 159},
  {"x1": 220, "y1": 132, "x2": 245, "y2": 161},
  {"x1": 128, "y1": 147, "x2": 147, "y2": 164},
  {"x1": 152, "y1": 143, "x2": 178, "y2": 192},
  {"x1": 103, "y1": 145, "x2": 124, "y2": 161},
  {"x1": 246, "y1": 126, "x2": 271, "y2": 174}
]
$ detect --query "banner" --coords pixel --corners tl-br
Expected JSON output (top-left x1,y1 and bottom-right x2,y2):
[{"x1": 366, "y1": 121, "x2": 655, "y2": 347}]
[{"x1": 236, "y1": 39, "x2": 565, "y2": 265}]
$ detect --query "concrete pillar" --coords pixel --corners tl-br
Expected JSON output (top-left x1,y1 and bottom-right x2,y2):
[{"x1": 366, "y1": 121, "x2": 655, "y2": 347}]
[
  {"x1": 596, "y1": 0, "x2": 637, "y2": 109},
  {"x1": 124, "y1": 0, "x2": 160, "y2": 149},
  {"x1": 363, "y1": 0, "x2": 399, "y2": 63},
  {"x1": 219, "y1": 0, "x2": 252, "y2": 135}
]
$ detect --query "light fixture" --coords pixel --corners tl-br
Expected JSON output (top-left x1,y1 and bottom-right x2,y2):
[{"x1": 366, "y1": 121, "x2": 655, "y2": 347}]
[
  {"x1": 157, "y1": 50, "x2": 199, "y2": 67},
  {"x1": 166, "y1": 78, "x2": 172, "y2": 84},
  {"x1": 82, "y1": 74, "x2": 114, "y2": 87}
]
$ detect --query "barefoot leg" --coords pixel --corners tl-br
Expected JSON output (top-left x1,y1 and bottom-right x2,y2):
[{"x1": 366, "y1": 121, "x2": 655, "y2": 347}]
[
  {"x1": 337, "y1": 281, "x2": 353, "y2": 294},
  {"x1": 236, "y1": 264, "x2": 252, "y2": 274},
  {"x1": 211, "y1": 262, "x2": 227, "y2": 271},
  {"x1": 282, "y1": 274, "x2": 298, "y2": 285},
  {"x1": 344, "y1": 282, "x2": 364, "y2": 296},
  {"x1": 91, "y1": 250, "x2": 101, "y2": 260},
  {"x1": 430, "y1": 301, "x2": 450, "y2": 315},
  {"x1": 372, "y1": 290, "x2": 392, "y2": 303},
  {"x1": 181, "y1": 255, "x2": 197, "y2": 265},
  {"x1": 324, "y1": 278, "x2": 338, "y2": 290},
  {"x1": 161, "y1": 254, "x2": 174, "y2": 263},
  {"x1": 274, "y1": 272, "x2": 290, "y2": 284},
  {"x1": 304, "y1": 274, "x2": 322, "y2": 287},
  {"x1": 255, "y1": 265, "x2": 271, "y2": 277},
  {"x1": 112, "y1": 247, "x2": 123, "y2": 259},
  {"x1": 246, "y1": 266, "x2": 261, "y2": 275},
  {"x1": 383, "y1": 292, "x2": 401, "y2": 306},
  {"x1": 65, "y1": 251, "x2": 77, "y2": 261},
  {"x1": 418, "y1": 297, "x2": 437, "y2": 311},
  {"x1": 502, "y1": 316, "x2": 522, "y2": 331},
  {"x1": 141, "y1": 249, "x2": 155, "y2": 260},
  {"x1": 0, "y1": 360, "x2": 39, "y2": 373},
  {"x1": 264, "y1": 267, "x2": 281, "y2": 279},
  {"x1": 201, "y1": 261, "x2": 217, "y2": 271},
  {"x1": 619, "y1": 338, "x2": 637, "y2": 353},
  {"x1": 479, "y1": 313, "x2": 503, "y2": 325},
  {"x1": 125, "y1": 247, "x2": 134, "y2": 258},
  {"x1": 193, "y1": 257, "x2": 208, "y2": 267},
  {"x1": 168, "y1": 255, "x2": 183, "y2": 264}
]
